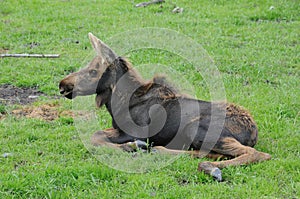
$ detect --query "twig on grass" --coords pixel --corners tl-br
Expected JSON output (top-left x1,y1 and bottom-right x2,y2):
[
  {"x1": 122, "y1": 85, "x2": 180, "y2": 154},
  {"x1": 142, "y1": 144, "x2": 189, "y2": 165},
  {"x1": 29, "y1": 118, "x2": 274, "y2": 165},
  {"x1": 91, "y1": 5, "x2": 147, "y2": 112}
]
[
  {"x1": 135, "y1": 0, "x2": 165, "y2": 7},
  {"x1": 0, "y1": 54, "x2": 60, "y2": 58}
]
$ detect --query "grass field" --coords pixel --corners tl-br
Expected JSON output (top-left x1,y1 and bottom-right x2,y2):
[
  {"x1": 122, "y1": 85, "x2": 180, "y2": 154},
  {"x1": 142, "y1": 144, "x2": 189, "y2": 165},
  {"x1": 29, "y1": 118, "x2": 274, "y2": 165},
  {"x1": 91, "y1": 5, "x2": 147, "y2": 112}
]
[{"x1": 0, "y1": 0, "x2": 299, "y2": 198}]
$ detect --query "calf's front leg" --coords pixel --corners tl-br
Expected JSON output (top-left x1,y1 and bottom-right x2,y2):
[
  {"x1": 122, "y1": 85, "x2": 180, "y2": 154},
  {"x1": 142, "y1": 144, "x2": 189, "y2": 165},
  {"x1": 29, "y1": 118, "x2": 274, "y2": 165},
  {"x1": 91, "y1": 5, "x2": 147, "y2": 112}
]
[{"x1": 91, "y1": 128, "x2": 147, "y2": 152}]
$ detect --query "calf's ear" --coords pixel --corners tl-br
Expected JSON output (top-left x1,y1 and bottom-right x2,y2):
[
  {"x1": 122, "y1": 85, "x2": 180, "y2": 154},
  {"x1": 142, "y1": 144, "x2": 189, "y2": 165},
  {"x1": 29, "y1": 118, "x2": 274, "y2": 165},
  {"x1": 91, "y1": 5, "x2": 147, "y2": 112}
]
[{"x1": 88, "y1": 32, "x2": 117, "y2": 64}]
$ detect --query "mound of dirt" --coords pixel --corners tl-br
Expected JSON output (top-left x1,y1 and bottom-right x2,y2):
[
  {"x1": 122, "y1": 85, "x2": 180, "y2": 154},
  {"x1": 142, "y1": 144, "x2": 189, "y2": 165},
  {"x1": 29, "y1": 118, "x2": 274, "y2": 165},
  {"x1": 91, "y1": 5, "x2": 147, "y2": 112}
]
[
  {"x1": 0, "y1": 84, "x2": 47, "y2": 105},
  {"x1": 11, "y1": 103, "x2": 89, "y2": 121},
  {"x1": 12, "y1": 104, "x2": 62, "y2": 121}
]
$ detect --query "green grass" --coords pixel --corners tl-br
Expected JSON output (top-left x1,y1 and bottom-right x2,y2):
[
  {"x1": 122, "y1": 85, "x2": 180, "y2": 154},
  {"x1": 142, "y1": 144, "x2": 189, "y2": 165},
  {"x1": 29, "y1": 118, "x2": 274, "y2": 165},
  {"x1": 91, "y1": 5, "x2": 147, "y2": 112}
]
[{"x1": 0, "y1": 0, "x2": 299, "y2": 198}]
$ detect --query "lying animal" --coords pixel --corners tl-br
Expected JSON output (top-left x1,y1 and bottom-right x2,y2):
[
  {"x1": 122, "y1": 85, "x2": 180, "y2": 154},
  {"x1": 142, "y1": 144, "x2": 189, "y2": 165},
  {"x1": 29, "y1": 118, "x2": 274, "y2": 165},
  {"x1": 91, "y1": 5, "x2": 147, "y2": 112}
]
[{"x1": 59, "y1": 33, "x2": 271, "y2": 181}]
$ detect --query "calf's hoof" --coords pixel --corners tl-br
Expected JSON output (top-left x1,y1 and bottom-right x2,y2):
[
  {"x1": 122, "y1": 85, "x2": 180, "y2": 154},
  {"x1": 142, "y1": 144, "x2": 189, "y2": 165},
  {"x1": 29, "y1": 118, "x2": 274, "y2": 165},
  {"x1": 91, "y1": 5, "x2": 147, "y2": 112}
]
[
  {"x1": 210, "y1": 167, "x2": 222, "y2": 182},
  {"x1": 135, "y1": 140, "x2": 148, "y2": 150},
  {"x1": 198, "y1": 161, "x2": 222, "y2": 182},
  {"x1": 121, "y1": 140, "x2": 149, "y2": 152}
]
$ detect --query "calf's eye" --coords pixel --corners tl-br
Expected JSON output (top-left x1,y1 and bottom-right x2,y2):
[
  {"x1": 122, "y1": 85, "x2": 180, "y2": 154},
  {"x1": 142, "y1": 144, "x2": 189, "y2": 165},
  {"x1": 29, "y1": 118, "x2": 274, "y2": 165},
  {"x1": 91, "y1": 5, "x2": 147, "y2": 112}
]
[{"x1": 89, "y1": 70, "x2": 98, "y2": 77}]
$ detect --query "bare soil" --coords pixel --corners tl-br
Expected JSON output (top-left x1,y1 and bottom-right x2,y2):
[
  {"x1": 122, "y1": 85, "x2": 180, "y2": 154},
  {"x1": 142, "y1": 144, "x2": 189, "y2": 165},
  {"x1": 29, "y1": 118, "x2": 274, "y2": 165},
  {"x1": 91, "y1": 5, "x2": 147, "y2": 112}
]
[
  {"x1": 0, "y1": 84, "x2": 48, "y2": 105},
  {"x1": 11, "y1": 103, "x2": 77, "y2": 121},
  {"x1": 0, "y1": 47, "x2": 9, "y2": 53},
  {"x1": 0, "y1": 84, "x2": 75, "y2": 121}
]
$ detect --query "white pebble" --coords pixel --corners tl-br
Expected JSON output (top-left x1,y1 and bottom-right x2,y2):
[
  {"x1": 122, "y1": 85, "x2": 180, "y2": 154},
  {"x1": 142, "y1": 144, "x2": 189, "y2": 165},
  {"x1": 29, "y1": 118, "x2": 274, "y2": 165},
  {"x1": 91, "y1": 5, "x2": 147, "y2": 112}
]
[{"x1": 269, "y1": 6, "x2": 275, "y2": 10}]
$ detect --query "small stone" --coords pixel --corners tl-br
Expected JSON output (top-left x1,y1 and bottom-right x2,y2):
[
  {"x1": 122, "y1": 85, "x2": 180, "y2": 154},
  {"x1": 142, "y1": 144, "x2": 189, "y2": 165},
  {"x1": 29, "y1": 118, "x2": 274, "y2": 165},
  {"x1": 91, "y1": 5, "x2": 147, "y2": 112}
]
[
  {"x1": 28, "y1": 95, "x2": 39, "y2": 99},
  {"x1": 2, "y1": 153, "x2": 12, "y2": 158},
  {"x1": 269, "y1": 6, "x2": 275, "y2": 10},
  {"x1": 150, "y1": 191, "x2": 156, "y2": 196},
  {"x1": 172, "y1": 7, "x2": 184, "y2": 13}
]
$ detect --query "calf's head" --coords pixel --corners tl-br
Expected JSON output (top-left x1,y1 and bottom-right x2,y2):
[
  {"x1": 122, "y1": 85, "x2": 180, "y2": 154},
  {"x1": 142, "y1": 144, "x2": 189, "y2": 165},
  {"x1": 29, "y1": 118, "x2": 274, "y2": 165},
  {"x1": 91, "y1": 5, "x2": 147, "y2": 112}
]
[{"x1": 59, "y1": 33, "x2": 118, "y2": 100}]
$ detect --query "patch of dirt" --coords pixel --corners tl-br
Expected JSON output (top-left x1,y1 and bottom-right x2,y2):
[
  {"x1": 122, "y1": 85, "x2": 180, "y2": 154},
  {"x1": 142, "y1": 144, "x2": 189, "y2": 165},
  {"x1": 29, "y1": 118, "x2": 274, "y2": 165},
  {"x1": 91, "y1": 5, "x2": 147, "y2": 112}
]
[
  {"x1": 0, "y1": 84, "x2": 89, "y2": 121},
  {"x1": 11, "y1": 103, "x2": 90, "y2": 121},
  {"x1": 24, "y1": 42, "x2": 40, "y2": 49},
  {"x1": 0, "y1": 84, "x2": 55, "y2": 105},
  {"x1": 12, "y1": 103, "x2": 61, "y2": 121},
  {"x1": 0, "y1": 48, "x2": 9, "y2": 53}
]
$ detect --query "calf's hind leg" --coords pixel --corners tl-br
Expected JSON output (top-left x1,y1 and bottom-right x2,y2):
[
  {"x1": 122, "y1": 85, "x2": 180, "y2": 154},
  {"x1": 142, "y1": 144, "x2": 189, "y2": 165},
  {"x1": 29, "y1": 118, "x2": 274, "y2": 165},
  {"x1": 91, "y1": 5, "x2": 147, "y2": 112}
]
[{"x1": 198, "y1": 137, "x2": 271, "y2": 181}]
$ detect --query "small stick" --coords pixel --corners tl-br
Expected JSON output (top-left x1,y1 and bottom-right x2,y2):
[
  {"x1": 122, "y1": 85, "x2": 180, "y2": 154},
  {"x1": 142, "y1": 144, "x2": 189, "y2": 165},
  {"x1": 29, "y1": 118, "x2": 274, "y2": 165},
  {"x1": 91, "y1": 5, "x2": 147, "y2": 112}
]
[
  {"x1": 135, "y1": 0, "x2": 165, "y2": 7},
  {"x1": 0, "y1": 54, "x2": 60, "y2": 58}
]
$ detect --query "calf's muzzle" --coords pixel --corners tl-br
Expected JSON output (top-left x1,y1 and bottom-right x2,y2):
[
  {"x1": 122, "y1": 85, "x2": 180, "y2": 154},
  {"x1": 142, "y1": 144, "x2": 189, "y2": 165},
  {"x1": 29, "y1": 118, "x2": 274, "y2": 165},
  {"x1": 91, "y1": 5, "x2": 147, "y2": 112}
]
[{"x1": 59, "y1": 75, "x2": 76, "y2": 99}]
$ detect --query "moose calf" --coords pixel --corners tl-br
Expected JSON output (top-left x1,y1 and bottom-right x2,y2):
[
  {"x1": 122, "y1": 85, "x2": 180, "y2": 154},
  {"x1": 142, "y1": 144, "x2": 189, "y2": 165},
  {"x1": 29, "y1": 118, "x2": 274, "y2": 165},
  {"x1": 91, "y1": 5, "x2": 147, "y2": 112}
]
[{"x1": 59, "y1": 33, "x2": 271, "y2": 181}]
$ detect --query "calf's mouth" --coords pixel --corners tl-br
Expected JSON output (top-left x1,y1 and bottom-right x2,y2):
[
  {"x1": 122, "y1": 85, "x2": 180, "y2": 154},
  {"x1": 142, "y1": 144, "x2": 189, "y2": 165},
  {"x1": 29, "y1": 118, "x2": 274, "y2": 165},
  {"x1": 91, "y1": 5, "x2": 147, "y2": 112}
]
[
  {"x1": 62, "y1": 91, "x2": 76, "y2": 99},
  {"x1": 59, "y1": 84, "x2": 77, "y2": 99}
]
